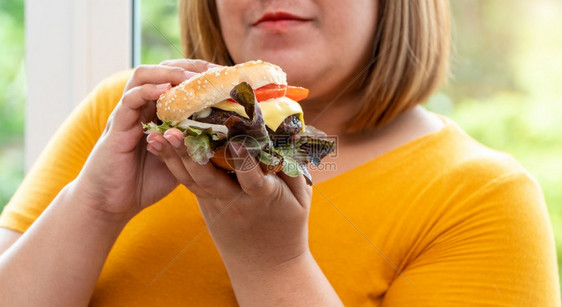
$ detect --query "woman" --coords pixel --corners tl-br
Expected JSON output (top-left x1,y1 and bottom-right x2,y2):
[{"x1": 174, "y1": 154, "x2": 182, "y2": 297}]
[{"x1": 0, "y1": 0, "x2": 559, "y2": 305}]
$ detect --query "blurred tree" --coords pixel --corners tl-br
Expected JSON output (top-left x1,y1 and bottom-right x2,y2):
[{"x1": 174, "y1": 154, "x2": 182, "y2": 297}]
[
  {"x1": 446, "y1": 1, "x2": 521, "y2": 100},
  {"x1": 140, "y1": 0, "x2": 181, "y2": 64},
  {"x1": 0, "y1": 0, "x2": 25, "y2": 209},
  {"x1": 436, "y1": 0, "x2": 562, "y2": 288}
]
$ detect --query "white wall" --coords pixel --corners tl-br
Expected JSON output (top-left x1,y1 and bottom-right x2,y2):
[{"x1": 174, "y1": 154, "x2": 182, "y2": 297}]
[{"x1": 25, "y1": 0, "x2": 133, "y2": 171}]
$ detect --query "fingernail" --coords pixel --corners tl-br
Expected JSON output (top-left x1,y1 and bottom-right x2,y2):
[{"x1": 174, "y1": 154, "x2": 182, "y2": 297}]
[
  {"x1": 184, "y1": 71, "x2": 194, "y2": 79},
  {"x1": 156, "y1": 83, "x2": 171, "y2": 90},
  {"x1": 164, "y1": 134, "x2": 182, "y2": 148}
]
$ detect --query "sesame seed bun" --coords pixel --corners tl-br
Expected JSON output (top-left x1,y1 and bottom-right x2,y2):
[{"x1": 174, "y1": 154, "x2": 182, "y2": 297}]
[{"x1": 156, "y1": 60, "x2": 287, "y2": 124}]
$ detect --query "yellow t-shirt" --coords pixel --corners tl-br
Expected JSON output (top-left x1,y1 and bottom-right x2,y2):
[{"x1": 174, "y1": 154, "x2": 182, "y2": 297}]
[{"x1": 1, "y1": 71, "x2": 559, "y2": 306}]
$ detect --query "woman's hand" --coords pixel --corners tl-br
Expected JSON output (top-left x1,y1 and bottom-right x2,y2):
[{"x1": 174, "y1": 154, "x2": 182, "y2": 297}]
[
  {"x1": 74, "y1": 60, "x2": 218, "y2": 223},
  {"x1": 147, "y1": 128, "x2": 313, "y2": 269}
]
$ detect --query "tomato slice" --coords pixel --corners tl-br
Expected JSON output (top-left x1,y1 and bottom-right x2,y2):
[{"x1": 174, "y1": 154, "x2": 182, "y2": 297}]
[
  {"x1": 227, "y1": 84, "x2": 309, "y2": 102},
  {"x1": 255, "y1": 84, "x2": 287, "y2": 102},
  {"x1": 285, "y1": 86, "x2": 309, "y2": 102}
]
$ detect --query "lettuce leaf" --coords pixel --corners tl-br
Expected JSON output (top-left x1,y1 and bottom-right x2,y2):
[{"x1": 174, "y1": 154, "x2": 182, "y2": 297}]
[
  {"x1": 184, "y1": 134, "x2": 213, "y2": 164},
  {"x1": 298, "y1": 137, "x2": 335, "y2": 167},
  {"x1": 143, "y1": 122, "x2": 226, "y2": 165},
  {"x1": 294, "y1": 125, "x2": 335, "y2": 166},
  {"x1": 183, "y1": 127, "x2": 216, "y2": 164},
  {"x1": 142, "y1": 121, "x2": 180, "y2": 134},
  {"x1": 226, "y1": 82, "x2": 272, "y2": 157}
]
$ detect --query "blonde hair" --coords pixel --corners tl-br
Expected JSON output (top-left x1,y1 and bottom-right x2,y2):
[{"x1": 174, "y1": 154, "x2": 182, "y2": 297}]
[{"x1": 179, "y1": 0, "x2": 450, "y2": 133}]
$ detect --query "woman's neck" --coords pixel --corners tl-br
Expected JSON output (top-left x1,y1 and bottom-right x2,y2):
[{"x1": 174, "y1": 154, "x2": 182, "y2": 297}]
[{"x1": 302, "y1": 102, "x2": 446, "y2": 184}]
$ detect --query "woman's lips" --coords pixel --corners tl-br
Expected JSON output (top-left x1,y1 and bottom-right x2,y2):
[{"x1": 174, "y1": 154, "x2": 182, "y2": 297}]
[{"x1": 253, "y1": 12, "x2": 310, "y2": 32}]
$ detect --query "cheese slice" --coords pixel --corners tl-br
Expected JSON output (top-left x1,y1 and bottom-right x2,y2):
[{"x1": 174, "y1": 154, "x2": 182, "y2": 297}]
[{"x1": 211, "y1": 96, "x2": 305, "y2": 132}]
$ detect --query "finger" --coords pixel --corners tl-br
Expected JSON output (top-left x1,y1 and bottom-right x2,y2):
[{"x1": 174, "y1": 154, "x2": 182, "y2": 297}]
[
  {"x1": 278, "y1": 172, "x2": 312, "y2": 209},
  {"x1": 160, "y1": 59, "x2": 221, "y2": 73},
  {"x1": 146, "y1": 132, "x2": 211, "y2": 197},
  {"x1": 123, "y1": 83, "x2": 170, "y2": 110},
  {"x1": 162, "y1": 129, "x2": 241, "y2": 199},
  {"x1": 228, "y1": 142, "x2": 271, "y2": 197},
  {"x1": 112, "y1": 83, "x2": 171, "y2": 132},
  {"x1": 139, "y1": 97, "x2": 157, "y2": 125},
  {"x1": 125, "y1": 64, "x2": 192, "y2": 91}
]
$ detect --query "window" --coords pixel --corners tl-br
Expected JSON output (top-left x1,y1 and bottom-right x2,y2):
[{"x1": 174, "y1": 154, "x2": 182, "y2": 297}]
[
  {"x1": 139, "y1": 0, "x2": 181, "y2": 65},
  {"x1": 24, "y1": 0, "x2": 133, "y2": 173}
]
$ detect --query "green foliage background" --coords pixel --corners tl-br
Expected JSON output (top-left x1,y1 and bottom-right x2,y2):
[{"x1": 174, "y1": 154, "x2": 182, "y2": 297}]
[
  {"x1": 0, "y1": 0, "x2": 25, "y2": 210},
  {"x1": 1, "y1": 0, "x2": 561, "y2": 290}
]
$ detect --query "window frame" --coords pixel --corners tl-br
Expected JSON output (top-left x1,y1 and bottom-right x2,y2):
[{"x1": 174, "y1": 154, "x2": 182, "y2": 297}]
[{"x1": 25, "y1": 0, "x2": 135, "y2": 170}]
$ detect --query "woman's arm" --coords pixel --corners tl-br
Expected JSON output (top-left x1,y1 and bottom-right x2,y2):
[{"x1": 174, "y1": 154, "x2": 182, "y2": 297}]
[
  {"x1": 224, "y1": 250, "x2": 342, "y2": 306},
  {"x1": 0, "y1": 229, "x2": 20, "y2": 256},
  {"x1": 0, "y1": 183, "x2": 127, "y2": 306},
  {"x1": 0, "y1": 64, "x2": 197, "y2": 305}
]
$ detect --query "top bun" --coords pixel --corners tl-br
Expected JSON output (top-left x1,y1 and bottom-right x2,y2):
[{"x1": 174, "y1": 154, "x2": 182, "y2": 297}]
[{"x1": 156, "y1": 60, "x2": 287, "y2": 124}]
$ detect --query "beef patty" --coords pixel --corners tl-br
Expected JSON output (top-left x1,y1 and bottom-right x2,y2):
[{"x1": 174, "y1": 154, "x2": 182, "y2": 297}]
[{"x1": 194, "y1": 108, "x2": 302, "y2": 137}]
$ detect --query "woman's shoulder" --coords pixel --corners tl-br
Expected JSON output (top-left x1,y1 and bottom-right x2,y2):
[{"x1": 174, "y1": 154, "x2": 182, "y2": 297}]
[
  {"x1": 338, "y1": 113, "x2": 530, "y2": 185},
  {"x1": 434, "y1": 116, "x2": 531, "y2": 183},
  {"x1": 414, "y1": 116, "x2": 546, "y2": 222},
  {"x1": 88, "y1": 70, "x2": 133, "y2": 104},
  {"x1": 74, "y1": 70, "x2": 133, "y2": 130},
  {"x1": 99, "y1": 69, "x2": 133, "y2": 91},
  {"x1": 337, "y1": 113, "x2": 546, "y2": 216}
]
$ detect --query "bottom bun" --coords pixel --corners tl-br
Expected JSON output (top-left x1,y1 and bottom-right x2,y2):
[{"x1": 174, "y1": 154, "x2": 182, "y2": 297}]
[{"x1": 209, "y1": 146, "x2": 235, "y2": 172}]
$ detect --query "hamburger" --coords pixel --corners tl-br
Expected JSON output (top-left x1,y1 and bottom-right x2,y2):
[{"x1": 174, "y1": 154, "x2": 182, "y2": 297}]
[{"x1": 143, "y1": 60, "x2": 334, "y2": 184}]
